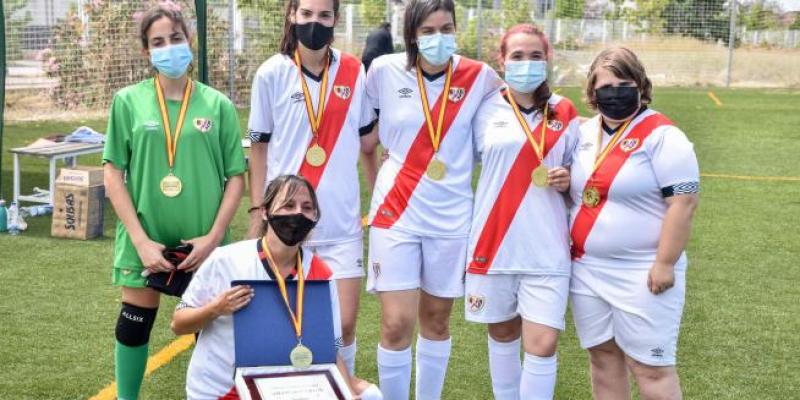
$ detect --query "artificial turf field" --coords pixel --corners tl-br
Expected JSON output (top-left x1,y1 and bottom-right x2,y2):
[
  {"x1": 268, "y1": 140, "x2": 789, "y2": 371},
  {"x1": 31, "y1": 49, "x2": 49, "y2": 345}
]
[{"x1": 0, "y1": 87, "x2": 798, "y2": 399}]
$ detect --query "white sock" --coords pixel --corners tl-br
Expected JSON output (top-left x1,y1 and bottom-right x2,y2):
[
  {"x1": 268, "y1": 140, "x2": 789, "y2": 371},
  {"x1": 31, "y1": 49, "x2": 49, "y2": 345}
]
[
  {"x1": 377, "y1": 345, "x2": 412, "y2": 400},
  {"x1": 488, "y1": 335, "x2": 522, "y2": 400},
  {"x1": 520, "y1": 353, "x2": 558, "y2": 400},
  {"x1": 415, "y1": 335, "x2": 452, "y2": 400},
  {"x1": 340, "y1": 340, "x2": 357, "y2": 375}
]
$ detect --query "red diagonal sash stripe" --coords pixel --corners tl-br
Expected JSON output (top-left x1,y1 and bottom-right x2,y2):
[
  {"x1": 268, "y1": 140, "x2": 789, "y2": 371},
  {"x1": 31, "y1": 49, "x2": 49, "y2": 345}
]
[
  {"x1": 298, "y1": 53, "x2": 361, "y2": 189},
  {"x1": 570, "y1": 113, "x2": 673, "y2": 260},
  {"x1": 468, "y1": 99, "x2": 577, "y2": 274},
  {"x1": 371, "y1": 58, "x2": 484, "y2": 228}
]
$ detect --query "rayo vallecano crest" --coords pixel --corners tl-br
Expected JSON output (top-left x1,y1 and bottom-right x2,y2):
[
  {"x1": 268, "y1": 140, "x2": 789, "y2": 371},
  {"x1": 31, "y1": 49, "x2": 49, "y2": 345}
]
[
  {"x1": 448, "y1": 87, "x2": 465, "y2": 103},
  {"x1": 334, "y1": 85, "x2": 352, "y2": 100},
  {"x1": 619, "y1": 138, "x2": 640, "y2": 153}
]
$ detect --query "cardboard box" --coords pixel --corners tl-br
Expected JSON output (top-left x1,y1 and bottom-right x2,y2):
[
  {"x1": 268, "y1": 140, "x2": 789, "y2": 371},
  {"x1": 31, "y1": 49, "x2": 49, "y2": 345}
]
[
  {"x1": 55, "y1": 166, "x2": 104, "y2": 187},
  {"x1": 51, "y1": 167, "x2": 105, "y2": 239}
]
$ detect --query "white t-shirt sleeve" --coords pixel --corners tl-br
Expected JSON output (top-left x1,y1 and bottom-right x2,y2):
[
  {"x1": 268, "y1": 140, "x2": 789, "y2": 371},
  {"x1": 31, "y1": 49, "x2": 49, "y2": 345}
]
[
  {"x1": 365, "y1": 57, "x2": 382, "y2": 111},
  {"x1": 562, "y1": 116, "x2": 582, "y2": 167},
  {"x1": 247, "y1": 65, "x2": 274, "y2": 141},
  {"x1": 647, "y1": 126, "x2": 700, "y2": 189},
  {"x1": 181, "y1": 252, "x2": 227, "y2": 308},
  {"x1": 358, "y1": 66, "x2": 378, "y2": 130},
  {"x1": 328, "y1": 280, "x2": 343, "y2": 349}
]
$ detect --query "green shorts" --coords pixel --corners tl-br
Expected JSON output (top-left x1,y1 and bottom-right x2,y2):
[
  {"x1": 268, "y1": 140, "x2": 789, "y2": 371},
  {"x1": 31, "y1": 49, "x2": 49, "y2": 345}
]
[{"x1": 113, "y1": 266, "x2": 148, "y2": 288}]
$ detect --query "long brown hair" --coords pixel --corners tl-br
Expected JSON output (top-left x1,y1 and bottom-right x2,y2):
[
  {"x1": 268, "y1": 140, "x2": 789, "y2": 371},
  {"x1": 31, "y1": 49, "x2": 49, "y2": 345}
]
[
  {"x1": 279, "y1": 0, "x2": 341, "y2": 56},
  {"x1": 403, "y1": 0, "x2": 456, "y2": 69},
  {"x1": 259, "y1": 175, "x2": 321, "y2": 236},
  {"x1": 498, "y1": 24, "x2": 554, "y2": 118},
  {"x1": 138, "y1": 4, "x2": 191, "y2": 50}
]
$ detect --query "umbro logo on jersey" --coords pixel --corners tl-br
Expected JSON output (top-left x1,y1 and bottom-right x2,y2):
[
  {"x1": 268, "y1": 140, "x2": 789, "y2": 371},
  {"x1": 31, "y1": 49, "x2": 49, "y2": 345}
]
[
  {"x1": 651, "y1": 347, "x2": 664, "y2": 358},
  {"x1": 334, "y1": 85, "x2": 351, "y2": 100},
  {"x1": 143, "y1": 121, "x2": 160, "y2": 132},
  {"x1": 547, "y1": 120, "x2": 564, "y2": 131},
  {"x1": 579, "y1": 142, "x2": 593, "y2": 151},
  {"x1": 620, "y1": 138, "x2": 640, "y2": 152},
  {"x1": 398, "y1": 88, "x2": 413, "y2": 98},
  {"x1": 493, "y1": 121, "x2": 509, "y2": 128},
  {"x1": 291, "y1": 91, "x2": 304, "y2": 103},
  {"x1": 467, "y1": 294, "x2": 485, "y2": 313},
  {"x1": 193, "y1": 118, "x2": 213, "y2": 133},
  {"x1": 448, "y1": 87, "x2": 465, "y2": 103}
]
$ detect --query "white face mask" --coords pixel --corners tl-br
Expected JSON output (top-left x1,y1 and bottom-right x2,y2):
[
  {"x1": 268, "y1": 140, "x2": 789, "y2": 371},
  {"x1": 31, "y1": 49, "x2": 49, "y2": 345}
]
[
  {"x1": 417, "y1": 33, "x2": 457, "y2": 66},
  {"x1": 504, "y1": 60, "x2": 547, "y2": 93}
]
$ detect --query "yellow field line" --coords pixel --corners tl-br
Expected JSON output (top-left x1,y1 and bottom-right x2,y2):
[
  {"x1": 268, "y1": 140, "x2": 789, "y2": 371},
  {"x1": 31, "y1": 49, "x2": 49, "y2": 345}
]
[
  {"x1": 707, "y1": 91, "x2": 723, "y2": 107},
  {"x1": 701, "y1": 173, "x2": 800, "y2": 182},
  {"x1": 89, "y1": 335, "x2": 195, "y2": 400}
]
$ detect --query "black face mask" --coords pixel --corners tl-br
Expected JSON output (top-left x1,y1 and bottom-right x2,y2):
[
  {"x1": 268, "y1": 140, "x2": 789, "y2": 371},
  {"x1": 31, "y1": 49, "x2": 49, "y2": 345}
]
[
  {"x1": 267, "y1": 213, "x2": 317, "y2": 246},
  {"x1": 595, "y1": 86, "x2": 640, "y2": 121},
  {"x1": 295, "y1": 22, "x2": 334, "y2": 51}
]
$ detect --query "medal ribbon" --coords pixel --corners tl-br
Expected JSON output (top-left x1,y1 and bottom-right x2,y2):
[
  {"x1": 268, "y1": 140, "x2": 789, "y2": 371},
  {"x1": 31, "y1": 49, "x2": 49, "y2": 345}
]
[
  {"x1": 260, "y1": 237, "x2": 305, "y2": 341},
  {"x1": 416, "y1": 58, "x2": 453, "y2": 154},
  {"x1": 295, "y1": 50, "x2": 330, "y2": 140},
  {"x1": 592, "y1": 118, "x2": 633, "y2": 172},
  {"x1": 507, "y1": 91, "x2": 548, "y2": 162},
  {"x1": 154, "y1": 76, "x2": 192, "y2": 172}
]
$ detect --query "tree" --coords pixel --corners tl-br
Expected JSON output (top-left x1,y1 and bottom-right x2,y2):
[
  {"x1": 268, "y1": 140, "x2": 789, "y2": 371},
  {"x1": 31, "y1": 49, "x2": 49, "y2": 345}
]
[
  {"x1": 555, "y1": 0, "x2": 585, "y2": 19},
  {"x1": 663, "y1": 0, "x2": 730, "y2": 42},
  {"x1": 741, "y1": 1, "x2": 781, "y2": 30},
  {"x1": 501, "y1": 0, "x2": 531, "y2": 28},
  {"x1": 361, "y1": 0, "x2": 386, "y2": 28}
]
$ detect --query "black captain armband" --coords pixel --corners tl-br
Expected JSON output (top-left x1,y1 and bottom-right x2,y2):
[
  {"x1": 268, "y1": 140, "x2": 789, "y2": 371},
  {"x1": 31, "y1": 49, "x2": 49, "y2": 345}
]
[
  {"x1": 248, "y1": 130, "x2": 271, "y2": 143},
  {"x1": 661, "y1": 182, "x2": 699, "y2": 198}
]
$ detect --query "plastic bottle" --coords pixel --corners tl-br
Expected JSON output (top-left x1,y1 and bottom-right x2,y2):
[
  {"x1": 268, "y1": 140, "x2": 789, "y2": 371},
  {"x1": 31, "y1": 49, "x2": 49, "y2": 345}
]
[
  {"x1": 0, "y1": 200, "x2": 7, "y2": 232},
  {"x1": 21, "y1": 205, "x2": 53, "y2": 217},
  {"x1": 7, "y1": 202, "x2": 20, "y2": 236}
]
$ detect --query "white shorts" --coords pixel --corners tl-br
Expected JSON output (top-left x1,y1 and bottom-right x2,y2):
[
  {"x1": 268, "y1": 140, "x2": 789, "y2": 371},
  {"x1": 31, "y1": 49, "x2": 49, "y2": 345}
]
[
  {"x1": 570, "y1": 264, "x2": 686, "y2": 367},
  {"x1": 307, "y1": 239, "x2": 365, "y2": 279},
  {"x1": 464, "y1": 273, "x2": 569, "y2": 330},
  {"x1": 366, "y1": 227, "x2": 466, "y2": 298}
]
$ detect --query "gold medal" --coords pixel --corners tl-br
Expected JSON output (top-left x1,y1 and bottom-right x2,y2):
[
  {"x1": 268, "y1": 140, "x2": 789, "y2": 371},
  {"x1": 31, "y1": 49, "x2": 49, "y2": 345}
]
[
  {"x1": 531, "y1": 165, "x2": 549, "y2": 187},
  {"x1": 426, "y1": 158, "x2": 447, "y2": 181},
  {"x1": 582, "y1": 186, "x2": 601, "y2": 208},
  {"x1": 160, "y1": 174, "x2": 182, "y2": 197},
  {"x1": 154, "y1": 75, "x2": 192, "y2": 199},
  {"x1": 305, "y1": 144, "x2": 327, "y2": 167},
  {"x1": 416, "y1": 58, "x2": 453, "y2": 183},
  {"x1": 290, "y1": 343, "x2": 313, "y2": 369}
]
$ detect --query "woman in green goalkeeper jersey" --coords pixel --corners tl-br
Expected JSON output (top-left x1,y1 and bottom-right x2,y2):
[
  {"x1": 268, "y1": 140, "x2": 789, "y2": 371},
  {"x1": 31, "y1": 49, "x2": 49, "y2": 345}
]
[{"x1": 101, "y1": 4, "x2": 246, "y2": 399}]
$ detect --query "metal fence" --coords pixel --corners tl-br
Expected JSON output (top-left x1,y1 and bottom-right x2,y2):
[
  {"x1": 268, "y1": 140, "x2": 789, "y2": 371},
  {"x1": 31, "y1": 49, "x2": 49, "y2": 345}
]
[{"x1": 3, "y1": 0, "x2": 799, "y2": 122}]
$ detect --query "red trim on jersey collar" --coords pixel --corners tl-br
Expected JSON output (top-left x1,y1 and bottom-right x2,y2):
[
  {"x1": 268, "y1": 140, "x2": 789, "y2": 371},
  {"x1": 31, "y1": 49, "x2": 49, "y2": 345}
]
[
  {"x1": 468, "y1": 98, "x2": 577, "y2": 274},
  {"x1": 298, "y1": 52, "x2": 361, "y2": 190},
  {"x1": 570, "y1": 112, "x2": 673, "y2": 260},
  {"x1": 371, "y1": 57, "x2": 484, "y2": 228}
]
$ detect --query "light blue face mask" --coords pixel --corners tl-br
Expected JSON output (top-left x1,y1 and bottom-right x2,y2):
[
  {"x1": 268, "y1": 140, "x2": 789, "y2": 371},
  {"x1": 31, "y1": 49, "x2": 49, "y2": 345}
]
[
  {"x1": 417, "y1": 33, "x2": 457, "y2": 66},
  {"x1": 150, "y1": 43, "x2": 193, "y2": 79},
  {"x1": 504, "y1": 60, "x2": 547, "y2": 94}
]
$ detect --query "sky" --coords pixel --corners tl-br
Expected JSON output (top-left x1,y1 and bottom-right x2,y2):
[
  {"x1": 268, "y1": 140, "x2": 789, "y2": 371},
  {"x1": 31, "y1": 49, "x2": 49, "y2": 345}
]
[{"x1": 778, "y1": 0, "x2": 800, "y2": 12}]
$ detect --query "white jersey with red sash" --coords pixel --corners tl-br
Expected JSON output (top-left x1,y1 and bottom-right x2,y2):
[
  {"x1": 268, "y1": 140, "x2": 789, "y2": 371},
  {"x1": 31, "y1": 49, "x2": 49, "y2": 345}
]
[
  {"x1": 467, "y1": 92, "x2": 580, "y2": 276},
  {"x1": 248, "y1": 48, "x2": 374, "y2": 245},
  {"x1": 569, "y1": 109, "x2": 700, "y2": 269},
  {"x1": 181, "y1": 239, "x2": 340, "y2": 400},
  {"x1": 365, "y1": 53, "x2": 501, "y2": 236}
]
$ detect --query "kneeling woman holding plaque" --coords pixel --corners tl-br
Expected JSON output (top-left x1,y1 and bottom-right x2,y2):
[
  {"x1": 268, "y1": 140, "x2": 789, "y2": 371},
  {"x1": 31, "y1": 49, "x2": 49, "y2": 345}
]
[{"x1": 172, "y1": 175, "x2": 381, "y2": 400}]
